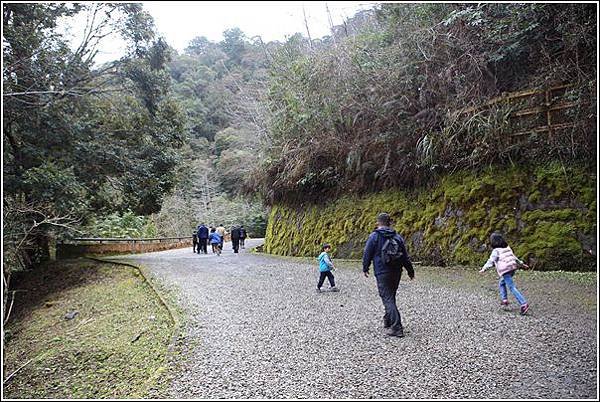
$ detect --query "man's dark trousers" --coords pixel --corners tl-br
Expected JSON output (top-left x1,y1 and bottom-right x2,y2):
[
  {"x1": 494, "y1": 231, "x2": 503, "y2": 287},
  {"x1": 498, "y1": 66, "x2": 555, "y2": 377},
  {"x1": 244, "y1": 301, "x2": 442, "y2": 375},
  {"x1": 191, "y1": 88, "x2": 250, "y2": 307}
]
[
  {"x1": 232, "y1": 238, "x2": 240, "y2": 253},
  {"x1": 376, "y1": 269, "x2": 403, "y2": 331},
  {"x1": 198, "y1": 238, "x2": 208, "y2": 254}
]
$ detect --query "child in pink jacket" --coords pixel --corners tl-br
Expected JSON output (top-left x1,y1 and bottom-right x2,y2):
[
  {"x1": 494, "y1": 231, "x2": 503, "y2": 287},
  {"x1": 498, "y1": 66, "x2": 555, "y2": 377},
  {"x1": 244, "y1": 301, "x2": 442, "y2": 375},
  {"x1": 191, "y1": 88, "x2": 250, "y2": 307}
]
[{"x1": 480, "y1": 232, "x2": 530, "y2": 315}]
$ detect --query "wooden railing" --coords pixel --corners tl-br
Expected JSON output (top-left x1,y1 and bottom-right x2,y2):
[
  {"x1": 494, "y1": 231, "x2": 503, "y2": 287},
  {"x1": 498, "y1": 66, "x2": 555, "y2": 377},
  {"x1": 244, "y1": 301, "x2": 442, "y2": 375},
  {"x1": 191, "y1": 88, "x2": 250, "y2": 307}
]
[{"x1": 458, "y1": 84, "x2": 586, "y2": 137}]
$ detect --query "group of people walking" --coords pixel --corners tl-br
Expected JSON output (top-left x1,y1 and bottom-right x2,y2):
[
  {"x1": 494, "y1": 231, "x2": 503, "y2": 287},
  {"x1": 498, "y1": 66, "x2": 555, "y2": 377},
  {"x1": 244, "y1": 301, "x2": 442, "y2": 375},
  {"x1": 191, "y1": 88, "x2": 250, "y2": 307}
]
[
  {"x1": 318, "y1": 212, "x2": 530, "y2": 339},
  {"x1": 191, "y1": 213, "x2": 530, "y2": 340},
  {"x1": 192, "y1": 223, "x2": 247, "y2": 256}
]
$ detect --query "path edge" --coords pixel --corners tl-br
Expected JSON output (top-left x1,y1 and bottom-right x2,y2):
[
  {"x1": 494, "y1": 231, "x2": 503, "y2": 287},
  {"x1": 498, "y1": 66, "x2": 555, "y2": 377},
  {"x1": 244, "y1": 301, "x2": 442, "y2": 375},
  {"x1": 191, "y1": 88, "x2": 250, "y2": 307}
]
[{"x1": 84, "y1": 257, "x2": 182, "y2": 348}]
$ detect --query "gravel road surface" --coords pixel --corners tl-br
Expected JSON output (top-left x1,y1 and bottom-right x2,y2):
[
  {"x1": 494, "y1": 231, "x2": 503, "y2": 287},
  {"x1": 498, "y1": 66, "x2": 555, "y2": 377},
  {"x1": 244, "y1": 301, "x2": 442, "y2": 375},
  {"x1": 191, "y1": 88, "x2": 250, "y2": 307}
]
[{"x1": 111, "y1": 239, "x2": 597, "y2": 399}]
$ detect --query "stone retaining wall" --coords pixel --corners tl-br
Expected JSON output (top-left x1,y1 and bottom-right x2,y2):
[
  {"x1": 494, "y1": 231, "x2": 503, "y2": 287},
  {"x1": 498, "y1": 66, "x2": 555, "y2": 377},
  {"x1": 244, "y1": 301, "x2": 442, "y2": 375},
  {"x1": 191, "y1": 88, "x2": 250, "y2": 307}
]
[{"x1": 265, "y1": 163, "x2": 596, "y2": 271}]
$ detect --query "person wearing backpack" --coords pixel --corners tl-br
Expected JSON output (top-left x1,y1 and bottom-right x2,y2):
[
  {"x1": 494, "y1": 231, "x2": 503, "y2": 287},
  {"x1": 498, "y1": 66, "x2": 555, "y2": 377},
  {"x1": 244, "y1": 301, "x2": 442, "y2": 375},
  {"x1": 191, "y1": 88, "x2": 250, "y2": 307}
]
[{"x1": 362, "y1": 213, "x2": 415, "y2": 338}]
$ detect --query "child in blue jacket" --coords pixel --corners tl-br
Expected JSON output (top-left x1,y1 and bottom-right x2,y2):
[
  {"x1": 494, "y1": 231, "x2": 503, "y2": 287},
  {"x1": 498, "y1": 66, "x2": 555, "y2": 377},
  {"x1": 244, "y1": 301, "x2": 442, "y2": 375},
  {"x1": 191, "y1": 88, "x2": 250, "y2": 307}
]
[
  {"x1": 209, "y1": 228, "x2": 222, "y2": 256},
  {"x1": 317, "y1": 244, "x2": 339, "y2": 293}
]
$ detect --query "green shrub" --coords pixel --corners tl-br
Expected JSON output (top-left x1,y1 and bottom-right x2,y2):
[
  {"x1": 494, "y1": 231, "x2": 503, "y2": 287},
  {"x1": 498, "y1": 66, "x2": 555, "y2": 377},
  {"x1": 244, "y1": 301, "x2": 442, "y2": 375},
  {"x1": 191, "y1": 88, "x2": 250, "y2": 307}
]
[{"x1": 85, "y1": 211, "x2": 158, "y2": 238}]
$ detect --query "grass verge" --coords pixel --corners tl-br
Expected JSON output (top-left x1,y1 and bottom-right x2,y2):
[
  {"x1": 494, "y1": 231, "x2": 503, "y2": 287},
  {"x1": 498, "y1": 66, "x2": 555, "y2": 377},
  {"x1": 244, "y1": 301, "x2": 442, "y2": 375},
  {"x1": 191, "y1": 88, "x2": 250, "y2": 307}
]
[
  {"x1": 3, "y1": 259, "x2": 173, "y2": 399},
  {"x1": 92, "y1": 257, "x2": 192, "y2": 398}
]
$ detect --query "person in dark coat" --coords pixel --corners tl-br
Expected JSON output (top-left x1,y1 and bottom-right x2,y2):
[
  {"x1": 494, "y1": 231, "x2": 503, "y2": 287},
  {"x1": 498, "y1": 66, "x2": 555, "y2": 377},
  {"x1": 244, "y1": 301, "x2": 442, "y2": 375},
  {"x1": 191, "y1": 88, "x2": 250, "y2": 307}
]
[
  {"x1": 239, "y1": 225, "x2": 247, "y2": 249},
  {"x1": 197, "y1": 223, "x2": 209, "y2": 254},
  {"x1": 362, "y1": 213, "x2": 415, "y2": 338},
  {"x1": 192, "y1": 231, "x2": 198, "y2": 253},
  {"x1": 230, "y1": 225, "x2": 241, "y2": 253}
]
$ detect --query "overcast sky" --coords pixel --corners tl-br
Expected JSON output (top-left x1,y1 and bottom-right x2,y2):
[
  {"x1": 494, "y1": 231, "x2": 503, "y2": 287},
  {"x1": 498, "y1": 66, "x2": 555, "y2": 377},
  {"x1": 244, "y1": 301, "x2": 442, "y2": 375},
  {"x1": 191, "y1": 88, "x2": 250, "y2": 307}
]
[
  {"x1": 63, "y1": 2, "x2": 377, "y2": 64},
  {"x1": 146, "y1": 2, "x2": 376, "y2": 45}
]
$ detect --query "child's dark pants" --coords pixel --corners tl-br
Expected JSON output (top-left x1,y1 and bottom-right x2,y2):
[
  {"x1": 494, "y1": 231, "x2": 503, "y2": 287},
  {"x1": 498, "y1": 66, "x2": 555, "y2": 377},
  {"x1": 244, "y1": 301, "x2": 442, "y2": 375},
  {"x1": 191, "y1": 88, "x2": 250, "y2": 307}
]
[
  {"x1": 376, "y1": 270, "x2": 403, "y2": 331},
  {"x1": 317, "y1": 271, "x2": 335, "y2": 289}
]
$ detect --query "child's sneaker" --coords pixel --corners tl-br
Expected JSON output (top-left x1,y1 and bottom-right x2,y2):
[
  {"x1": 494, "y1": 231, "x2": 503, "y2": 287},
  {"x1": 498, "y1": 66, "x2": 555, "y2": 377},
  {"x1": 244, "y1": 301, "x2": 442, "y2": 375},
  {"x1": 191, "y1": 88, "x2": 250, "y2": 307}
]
[
  {"x1": 329, "y1": 286, "x2": 340, "y2": 292},
  {"x1": 520, "y1": 303, "x2": 530, "y2": 315},
  {"x1": 500, "y1": 299, "x2": 509, "y2": 306}
]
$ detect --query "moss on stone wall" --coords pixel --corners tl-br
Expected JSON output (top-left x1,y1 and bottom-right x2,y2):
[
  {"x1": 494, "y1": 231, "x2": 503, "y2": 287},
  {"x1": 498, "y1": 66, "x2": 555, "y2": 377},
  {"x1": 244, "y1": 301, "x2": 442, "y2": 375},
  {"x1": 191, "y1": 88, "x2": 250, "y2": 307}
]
[{"x1": 265, "y1": 162, "x2": 596, "y2": 271}]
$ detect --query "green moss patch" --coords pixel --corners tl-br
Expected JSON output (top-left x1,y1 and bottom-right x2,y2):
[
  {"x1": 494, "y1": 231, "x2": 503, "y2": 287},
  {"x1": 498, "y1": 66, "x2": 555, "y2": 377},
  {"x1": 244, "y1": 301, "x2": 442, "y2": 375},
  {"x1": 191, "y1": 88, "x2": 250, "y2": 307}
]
[
  {"x1": 3, "y1": 260, "x2": 173, "y2": 398},
  {"x1": 265, "y1": 162, "x2": 596, "y2": 271}
]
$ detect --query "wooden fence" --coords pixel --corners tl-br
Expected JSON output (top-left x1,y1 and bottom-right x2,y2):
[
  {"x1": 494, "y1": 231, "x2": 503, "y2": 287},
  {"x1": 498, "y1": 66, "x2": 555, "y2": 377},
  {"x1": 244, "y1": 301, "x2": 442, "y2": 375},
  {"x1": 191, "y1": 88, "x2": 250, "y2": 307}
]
[{"x1": 458, "y1": 84, "x2": 586, "y2": 137}]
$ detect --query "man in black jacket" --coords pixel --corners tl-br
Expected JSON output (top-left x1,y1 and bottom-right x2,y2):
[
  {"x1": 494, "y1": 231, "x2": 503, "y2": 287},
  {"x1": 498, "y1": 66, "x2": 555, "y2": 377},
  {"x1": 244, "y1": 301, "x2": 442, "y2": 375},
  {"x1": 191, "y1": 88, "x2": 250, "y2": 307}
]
[
  {"x1": 230, "y1": 225, "x2": 241, "y2": 253},
  {"x1": 362, "y1": 213, "x2": 415, "y2": 338}
]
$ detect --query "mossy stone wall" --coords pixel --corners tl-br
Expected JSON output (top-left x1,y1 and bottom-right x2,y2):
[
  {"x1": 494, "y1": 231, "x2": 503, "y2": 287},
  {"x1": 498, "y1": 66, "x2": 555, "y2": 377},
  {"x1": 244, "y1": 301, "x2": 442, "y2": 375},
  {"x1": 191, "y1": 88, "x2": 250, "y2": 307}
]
[{"x1": 265, "y1": 163, "x2": 596, "y2": 271}]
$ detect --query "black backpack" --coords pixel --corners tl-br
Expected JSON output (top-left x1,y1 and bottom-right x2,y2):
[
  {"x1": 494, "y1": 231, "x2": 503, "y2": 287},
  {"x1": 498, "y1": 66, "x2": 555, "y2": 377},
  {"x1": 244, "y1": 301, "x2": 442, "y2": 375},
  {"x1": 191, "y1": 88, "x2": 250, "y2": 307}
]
[{"x1": 381, "y1": 236, "x2": 404, "y2": 264}]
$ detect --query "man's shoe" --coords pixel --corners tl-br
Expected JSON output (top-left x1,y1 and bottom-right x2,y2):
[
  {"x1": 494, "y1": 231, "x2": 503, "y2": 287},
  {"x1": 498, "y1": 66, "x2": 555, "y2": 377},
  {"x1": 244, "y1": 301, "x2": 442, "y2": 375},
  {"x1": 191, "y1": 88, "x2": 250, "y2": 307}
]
[
  {"x1": 329, "y1": 286, "x2": 340, "y2": 292},
  {"x1": 386, "y1": 328, "x2": 405, "y2": 338},
  {"x1": 316, "y1": 288, "x2": 322, "y2": 293}
]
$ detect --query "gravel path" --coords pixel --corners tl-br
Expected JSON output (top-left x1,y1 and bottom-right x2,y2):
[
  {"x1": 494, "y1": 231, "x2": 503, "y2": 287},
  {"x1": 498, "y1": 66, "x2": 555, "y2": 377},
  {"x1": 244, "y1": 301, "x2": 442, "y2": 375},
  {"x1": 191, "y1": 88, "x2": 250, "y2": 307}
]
[{"x1": 111, "y1": 240, "x2": 597, "y2": 399}]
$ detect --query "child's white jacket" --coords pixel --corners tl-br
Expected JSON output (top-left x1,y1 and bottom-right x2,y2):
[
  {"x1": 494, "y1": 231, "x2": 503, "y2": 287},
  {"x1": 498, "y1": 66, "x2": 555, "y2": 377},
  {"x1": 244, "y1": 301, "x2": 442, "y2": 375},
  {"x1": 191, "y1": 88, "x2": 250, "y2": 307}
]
[{"x1": 482, "y1": 246, "x2": 523, "y2": 277}]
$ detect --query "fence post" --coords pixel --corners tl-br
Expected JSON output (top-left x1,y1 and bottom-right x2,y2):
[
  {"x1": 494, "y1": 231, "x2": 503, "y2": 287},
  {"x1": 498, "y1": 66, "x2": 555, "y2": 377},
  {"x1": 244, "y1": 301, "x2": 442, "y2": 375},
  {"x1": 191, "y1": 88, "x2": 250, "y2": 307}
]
[{"x1": 546, "y1": 89, "x2": 553, "y2": 139}]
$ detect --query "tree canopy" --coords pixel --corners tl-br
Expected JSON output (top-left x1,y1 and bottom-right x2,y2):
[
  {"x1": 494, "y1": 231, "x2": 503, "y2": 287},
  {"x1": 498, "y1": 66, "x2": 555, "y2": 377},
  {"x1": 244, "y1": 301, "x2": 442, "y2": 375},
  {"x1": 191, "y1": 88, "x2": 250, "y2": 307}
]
[{"x1": 3, "y1": 3, "x2": 186, "y2": 272}]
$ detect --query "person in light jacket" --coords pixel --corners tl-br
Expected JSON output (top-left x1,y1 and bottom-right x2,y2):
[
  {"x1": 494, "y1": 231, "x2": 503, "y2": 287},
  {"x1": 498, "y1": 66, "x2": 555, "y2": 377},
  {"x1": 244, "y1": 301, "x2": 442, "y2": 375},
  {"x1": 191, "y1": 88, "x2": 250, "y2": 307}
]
[
  {"x1": 479, "y1": 231, "x2": 530, "y2": 315},
  {"x1": 216, "y1": 224, "x2": 226, "y2": 250}
]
